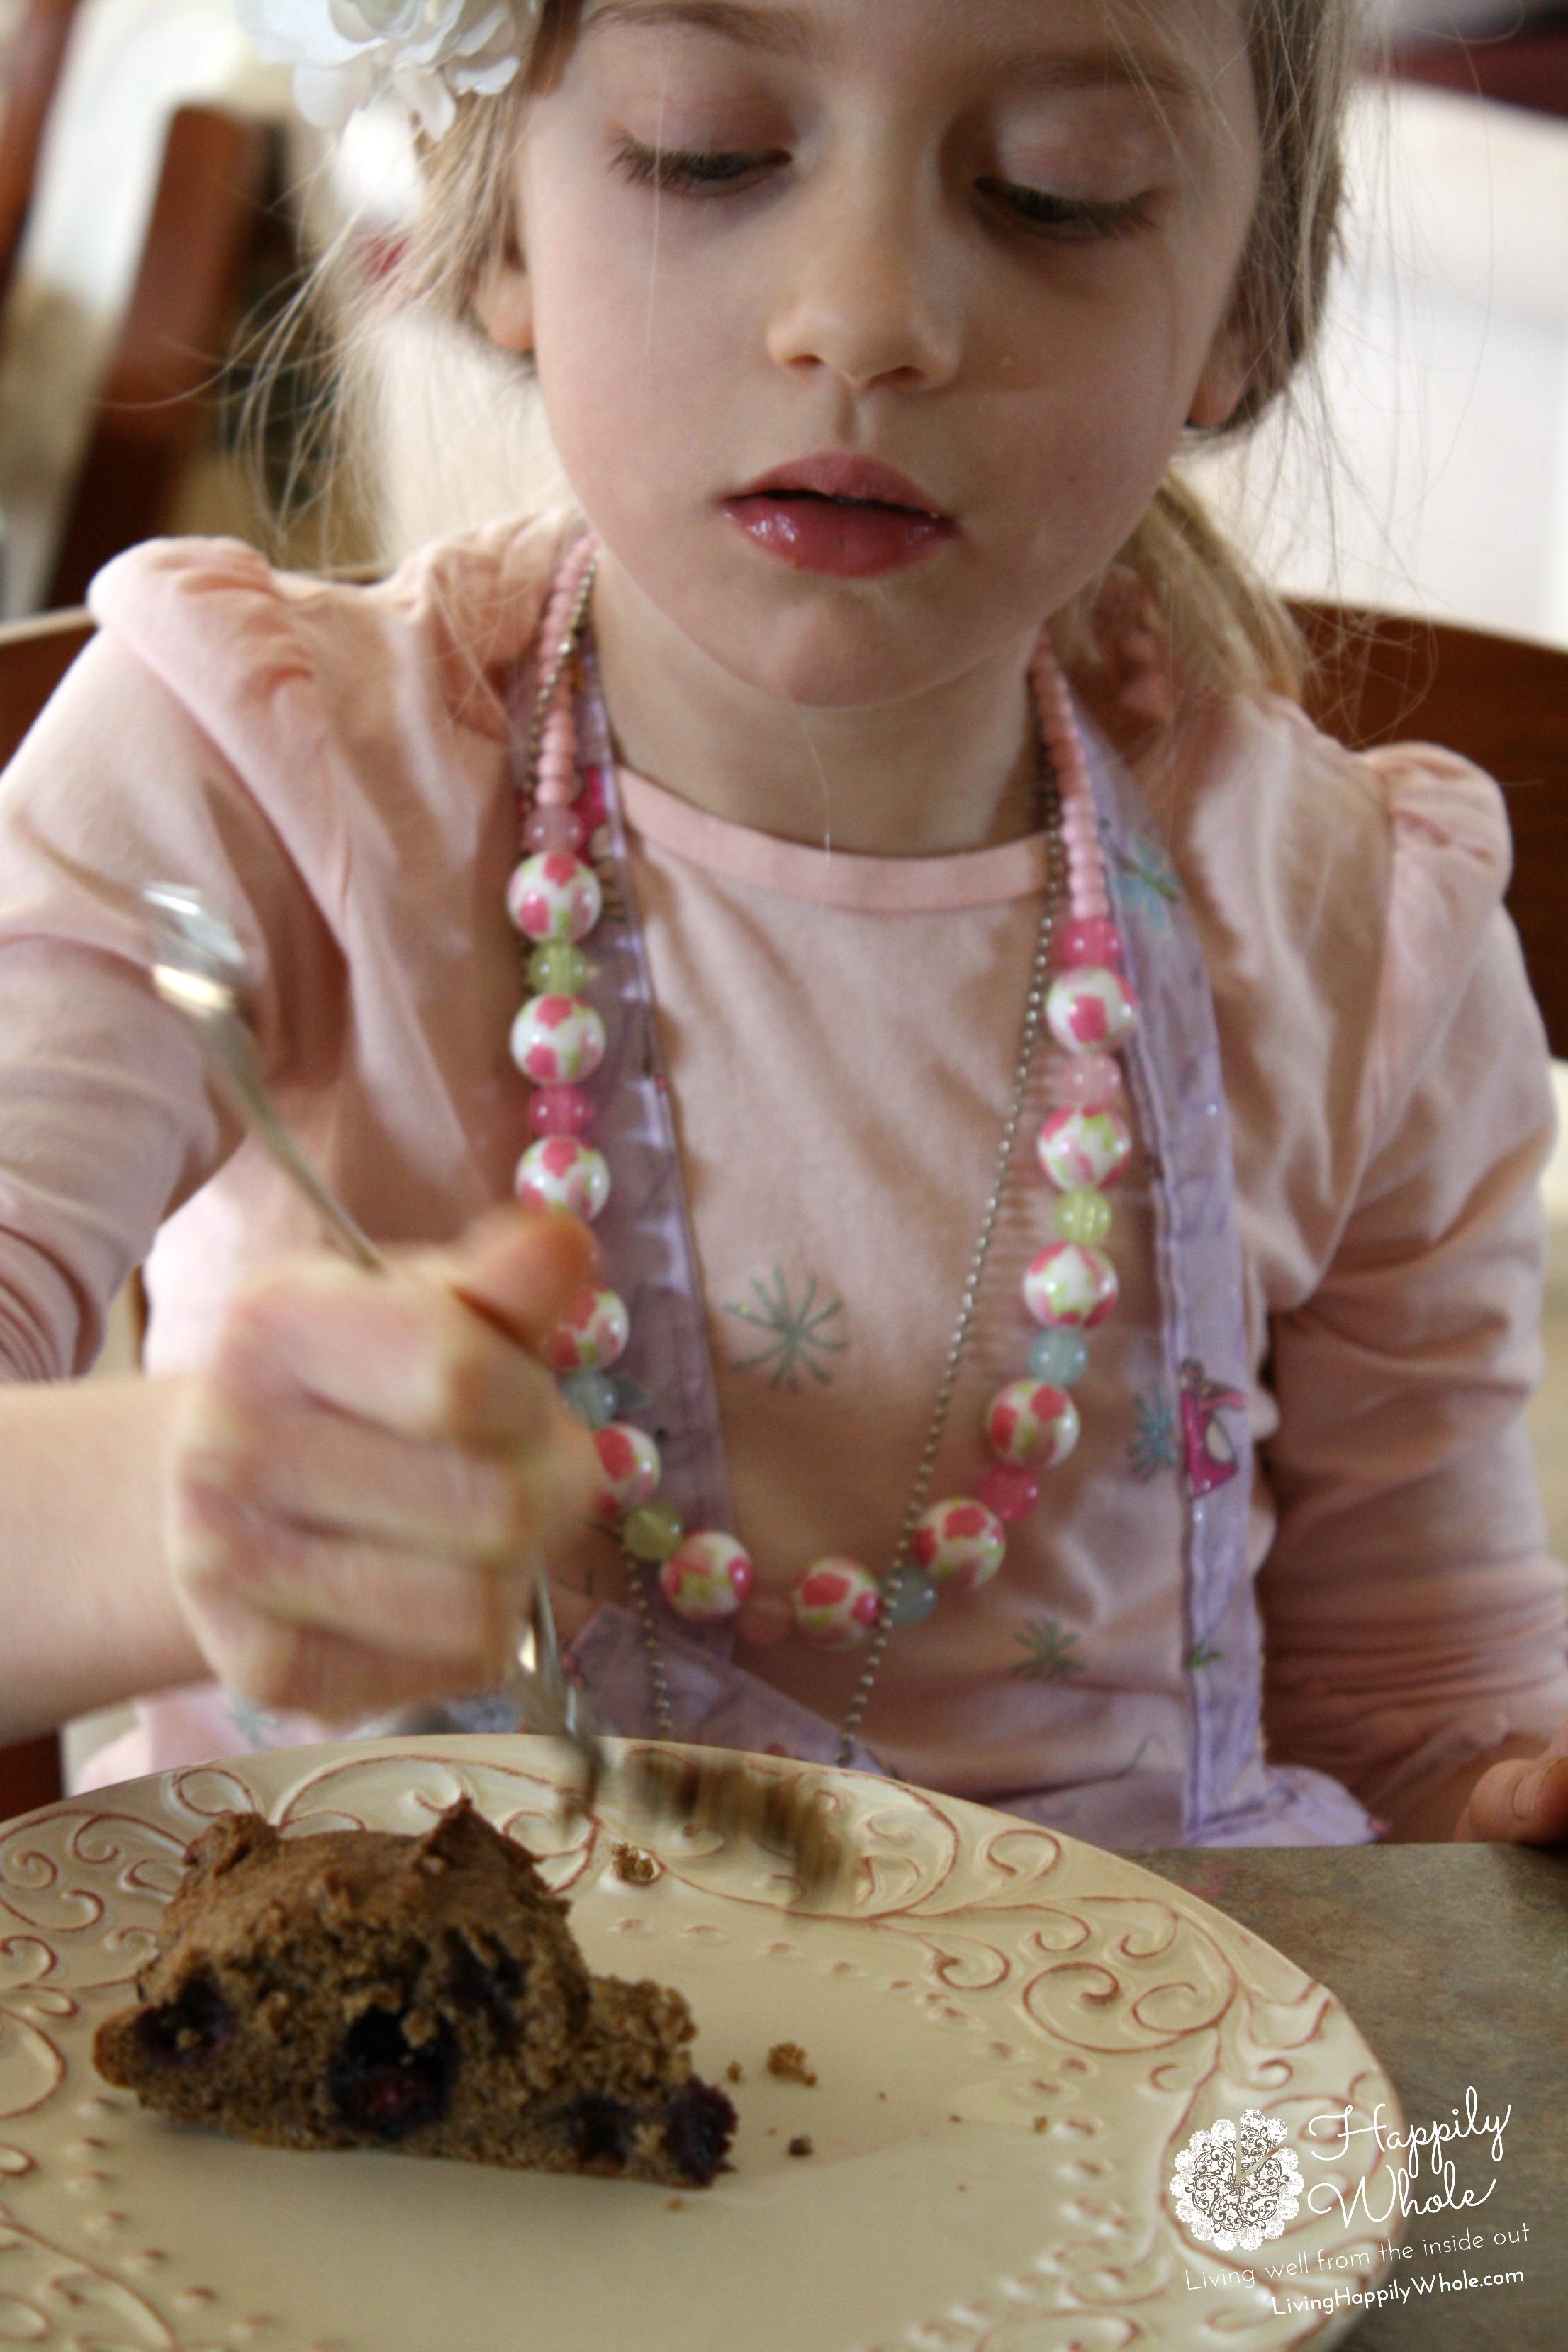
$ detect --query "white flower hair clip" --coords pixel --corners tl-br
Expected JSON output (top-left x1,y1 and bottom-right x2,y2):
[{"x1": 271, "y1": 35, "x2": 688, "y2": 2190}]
[{"x1": 237, "y1": 0, "x2": 542, "y2": 139}]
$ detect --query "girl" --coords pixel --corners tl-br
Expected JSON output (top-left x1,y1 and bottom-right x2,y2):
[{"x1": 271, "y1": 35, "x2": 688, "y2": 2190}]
[{"x1": 1, "y1": 0, "x2": 1564, "y2": 1847}]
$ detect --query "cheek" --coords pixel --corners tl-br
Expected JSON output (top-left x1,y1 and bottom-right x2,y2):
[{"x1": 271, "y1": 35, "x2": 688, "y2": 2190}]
[
  {"x1": 522, "y1": 176, "x2": 739, "y2": 519},
  {"x1": 970, "y1": 262, "x2": 1209, "y2": 558}
]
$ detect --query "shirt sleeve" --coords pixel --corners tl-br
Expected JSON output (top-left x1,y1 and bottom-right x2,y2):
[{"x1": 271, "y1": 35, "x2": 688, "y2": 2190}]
[
  {"x1": 0, "y1": 622, "x2": 335, "y2": 1379},
  {"x1": 1256, "y1": 743, "x2": 1568, "y2": 1816}
]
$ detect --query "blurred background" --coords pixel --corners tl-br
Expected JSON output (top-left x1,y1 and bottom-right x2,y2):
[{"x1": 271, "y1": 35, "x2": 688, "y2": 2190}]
[{"x1": 0, "y1": 0, "x2": 1562, "y2": 1569}]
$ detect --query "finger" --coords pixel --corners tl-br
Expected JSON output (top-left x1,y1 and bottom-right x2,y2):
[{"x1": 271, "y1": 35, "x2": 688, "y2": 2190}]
[
  {"x1": 177, "y1": 1385, "x2": 595, "y2": 1564},
  {"x1": 435, "y1": 1205, "x2": 602, "y2": 1353},
  {"x1": 176, "y1": 1523, "x2": 598, "y2": 1723},
  {"x1": 213, "y1": 1258, "x2": 588, "y2": 1448},
  {"x1": 1455, "y1": 1735, "x2": 1568, "y2": 1844},
  {"x1": 174, "y1": 1495, "x2": 523, "y2": 1674},
  {"x1": 196, "y1": 1606, "x2": 508, "y2": 1723}
]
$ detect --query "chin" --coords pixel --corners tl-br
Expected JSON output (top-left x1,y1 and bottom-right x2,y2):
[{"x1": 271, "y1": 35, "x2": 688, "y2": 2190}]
[{"x1": 678, "y1": 569, "x2": 985, "y2": 712}]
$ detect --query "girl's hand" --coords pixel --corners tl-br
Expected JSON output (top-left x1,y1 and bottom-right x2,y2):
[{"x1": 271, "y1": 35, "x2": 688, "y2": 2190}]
[
  {"x1": 1453, "y1": 1722, "x2": 1568, "y2": 1844},
  {"x1": 165, "y1": 1208, "x2": 603, "y2": 1721}
]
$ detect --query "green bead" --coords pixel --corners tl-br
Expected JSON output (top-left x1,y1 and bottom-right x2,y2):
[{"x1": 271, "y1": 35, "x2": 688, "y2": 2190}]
[
  {"x1": 622, "y1": 1503, "x2": 683, "y2": 1562},
  {"x1": 1053, "y1": 1186, "x2": 1113, "y2": 1246},
  {"x1": 527, "y1": 940, "x2": 588, "y2": 995}
]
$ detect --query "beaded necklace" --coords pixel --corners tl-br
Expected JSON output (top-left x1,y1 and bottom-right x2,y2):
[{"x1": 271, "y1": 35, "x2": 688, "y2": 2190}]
[{"x1": 506, "y1": 537, "x2": 1138, "y2": 1769}]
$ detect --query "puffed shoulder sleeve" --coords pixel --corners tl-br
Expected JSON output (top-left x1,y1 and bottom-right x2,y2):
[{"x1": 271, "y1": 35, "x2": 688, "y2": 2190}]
[
  {"x1": 0, "y1": 543, "x2": 341, "y2": 1377},
  {"x1": 1256, "y1": 740, "x2": 1568, "y2": 1816}
]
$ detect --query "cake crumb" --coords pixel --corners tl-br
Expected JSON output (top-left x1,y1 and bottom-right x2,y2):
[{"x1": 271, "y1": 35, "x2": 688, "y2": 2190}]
[
  {"x1": 948, "y1": 2113, "x2": 962, "y2": 2123},
  {"x1": 788, "y1": 2135, "x2": 814, "y2": 2158},
  {"x1": 725, "y1": 2061, "x2": 744, "y2": 2083},
  {"x1": 1033, "y1": 2115, "x2": 1049, "y2": 2133},
  {"x1": 610, "y1": 1842, "x2": 658, "y2": 1886},
  {"x1": 877, "y1": 2090, "x2": 886, "y2": 2101},
  {"x1": 768, "y1": 2041, "x2": 817, "y2": 2085},
  {"x1": 666, "y1": 2196, "x2": 685, "y2": 2211}
]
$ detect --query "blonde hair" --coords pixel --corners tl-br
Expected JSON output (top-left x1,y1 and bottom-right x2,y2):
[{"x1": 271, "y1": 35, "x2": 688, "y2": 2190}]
[{"x1": 378, "y1": 0, "x2": 1363, "y2": 698}]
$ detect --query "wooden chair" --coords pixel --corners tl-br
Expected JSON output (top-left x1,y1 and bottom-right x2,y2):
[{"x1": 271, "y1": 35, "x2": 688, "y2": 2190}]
[
  {"x1": 0, "y1": 0, "x2": 85, "y2": 315},
  {"x1": 1292, "y1": 605, "x2": 1568, "y2": 1058},
  {"x1": 45, "y1": 102, "x2": 275, "y2": 609},
  {"x1": 1, "y1": 599, "x2": 1565, "y2": 1822}
]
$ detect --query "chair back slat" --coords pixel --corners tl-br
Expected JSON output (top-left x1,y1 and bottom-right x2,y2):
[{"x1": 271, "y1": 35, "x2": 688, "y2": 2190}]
[
  {"x1": 0, "y1": 0, "x2": 84, "y2": 314},
  {"x1": 1294, "y1": 605, "x2": 1568, "y2": 1060},
  {"x1": 46, "y1": 104, "x2": 273, "y2": 609}
]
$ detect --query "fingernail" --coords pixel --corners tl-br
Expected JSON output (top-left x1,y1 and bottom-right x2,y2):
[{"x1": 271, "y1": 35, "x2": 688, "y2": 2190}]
[{"x1": 1511, "y1": 1764, "x2": 1545, "y2": 1820}]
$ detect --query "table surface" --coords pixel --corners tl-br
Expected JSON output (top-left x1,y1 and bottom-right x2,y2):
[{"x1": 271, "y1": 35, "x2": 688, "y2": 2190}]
[{"x1": 1133, "y1": 1844, "x2": 1565, "y2": 2350}]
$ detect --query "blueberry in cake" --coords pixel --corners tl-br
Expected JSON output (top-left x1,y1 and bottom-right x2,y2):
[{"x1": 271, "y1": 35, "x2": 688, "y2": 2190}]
[{"x1": 94, "y1": 1799, "x2": 736, "y2": 2185}]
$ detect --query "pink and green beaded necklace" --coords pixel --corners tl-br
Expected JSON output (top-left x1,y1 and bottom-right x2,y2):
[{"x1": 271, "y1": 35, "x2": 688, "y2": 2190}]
[{"x1": 506, "y1": 537, "x2": 1138, "y2": 1766}]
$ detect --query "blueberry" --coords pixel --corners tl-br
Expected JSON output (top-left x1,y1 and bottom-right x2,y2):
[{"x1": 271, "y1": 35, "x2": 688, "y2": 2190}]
[
  {"x1": 444, "y1": 1934, "x2": 527, "y2": 2046},
  {"x1": 133, "y1": 1970, "x2": 235, "y2": 2066},
  {"x1": 662, "y1": 2078, "x2": 737, "y2": 2184},
  {"x1": 566, "y1": 2093, "x2": 636, "y2": 2167},
  {"x1": 328, "y1": 2009, "x2": 456, "y2": 2142}
]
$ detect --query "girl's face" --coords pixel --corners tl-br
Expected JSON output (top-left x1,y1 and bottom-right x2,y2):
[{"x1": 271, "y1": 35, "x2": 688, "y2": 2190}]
[{"x1": 486, "y1": 0, "x2": 1261, "y2": 710}]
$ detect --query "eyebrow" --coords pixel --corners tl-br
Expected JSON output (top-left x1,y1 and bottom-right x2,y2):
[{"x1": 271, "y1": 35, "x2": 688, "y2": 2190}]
[
  {"x1": 582, "y1": 4, "x2": 1199, "y2": 106},
  {"x1": 583, "y1": 1, "x2": 819, "y2": 59}
]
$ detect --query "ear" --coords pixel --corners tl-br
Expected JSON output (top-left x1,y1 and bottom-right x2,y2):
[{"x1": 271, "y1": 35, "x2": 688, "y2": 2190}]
[
  {"x1": 472, "y1": 232, "x2": 534, "y2": 357},
  {"x1": 1186, "y1": 323, "x2": 1252, "y2": 430}
]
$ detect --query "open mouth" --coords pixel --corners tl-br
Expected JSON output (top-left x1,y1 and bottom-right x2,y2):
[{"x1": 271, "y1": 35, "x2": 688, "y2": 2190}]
[{"x1": 722, "y1": 457, "x2": 957, "y2": 577}]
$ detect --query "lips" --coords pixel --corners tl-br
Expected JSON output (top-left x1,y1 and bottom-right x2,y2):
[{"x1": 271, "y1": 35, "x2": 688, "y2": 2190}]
[{"x1": 722, "y1": 453, "x2": 957, "y2": 579}]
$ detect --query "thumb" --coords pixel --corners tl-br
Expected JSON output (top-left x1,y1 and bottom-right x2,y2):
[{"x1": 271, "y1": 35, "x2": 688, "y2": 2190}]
[{"x1": 438, "y1": 1206, "x2": 603, "y2": 1353}]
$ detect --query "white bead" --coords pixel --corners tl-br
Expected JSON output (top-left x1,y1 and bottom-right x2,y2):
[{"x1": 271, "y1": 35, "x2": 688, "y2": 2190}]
[
  {"x1": 591, "y1": 1423, "x2": 661, "y2": 1518},
  {"x1": 509, "y1": 995, "x2": 605, "y2": 1085},
  {"x1": 543, "y1": 1287, "x2": 629, "y2": 1373},
  {"x1": 514, "y1": 1136, "x2": 610, "y2": 1221},
  {"x1": 985, "y1": 1379, "x2": 1081, "y2": 1468},
  {"x1": 791, "y1": 1559, "x2": 882, "y2": 1650},
  {"x1": 506, "y1": 852, "x2": 603, "y2": 943},
  {"x1": 1023, "y1": 1242, "x2": 1119, "y2": 1329},
  {"x1": 660, "y1": 1530, "x2": 753, "y2": 1620},
  {"x1": 1046, "y1": 965, "x2": 1136, "y2": 1053},
  {"x1": 909, "y1": 1499, "x2": 1006, "y2": 1592}
]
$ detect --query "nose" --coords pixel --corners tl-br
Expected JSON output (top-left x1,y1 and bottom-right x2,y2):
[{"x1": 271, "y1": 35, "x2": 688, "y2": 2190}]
[{"x1": 764, "y1": 150, "x2": 961, "y2": 395}]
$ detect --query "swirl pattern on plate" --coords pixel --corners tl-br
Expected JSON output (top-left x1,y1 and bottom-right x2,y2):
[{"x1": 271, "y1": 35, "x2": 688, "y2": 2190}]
[{"x1": 0, "y1": 1739, "x2": 1403, "y2": 2352}]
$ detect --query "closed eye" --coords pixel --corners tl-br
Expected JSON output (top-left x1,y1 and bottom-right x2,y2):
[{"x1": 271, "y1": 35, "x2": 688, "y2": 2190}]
[
  {"x1": 612, "y1": 136, "x2": 788, "y2": 195},
  {"x1": 979, "y1": 177, "x2": 1154, "y2": 242}
]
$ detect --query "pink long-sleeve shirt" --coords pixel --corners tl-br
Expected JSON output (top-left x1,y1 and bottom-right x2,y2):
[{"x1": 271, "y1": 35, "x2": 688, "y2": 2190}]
[{"x1": 0, "y1": 512, "x2": 1562, "y2": 1830}]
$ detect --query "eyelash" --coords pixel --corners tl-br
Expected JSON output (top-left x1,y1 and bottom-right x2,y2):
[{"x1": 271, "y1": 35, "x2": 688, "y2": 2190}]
[
  {"x1": 612, "y1": 138, "x2": 783, "y2": 195},
  {"x1": 611, "y1": 138, "x2": 1153, "y2": 242}
]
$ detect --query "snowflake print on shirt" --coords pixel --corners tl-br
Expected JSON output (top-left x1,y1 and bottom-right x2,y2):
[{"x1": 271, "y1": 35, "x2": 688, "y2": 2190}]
[
  {"x1": 1011, "y1": 1618, "x2": 1085, "y2": 1682},
  {"x1": 1113, "y1": 831, "x2": 1180, "y2": 929},
  {"x1": 724, "y1": 1267, "x2": 847, "y2": 1392},
  {"x1": 1129, "y1": 1384, "x2": 1180, "y2": 1479}
]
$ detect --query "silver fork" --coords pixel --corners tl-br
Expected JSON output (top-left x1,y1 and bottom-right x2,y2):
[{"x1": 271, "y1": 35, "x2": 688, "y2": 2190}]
[{"x1": 141, "y1": 883, "x2": 607, "y2": 1799}]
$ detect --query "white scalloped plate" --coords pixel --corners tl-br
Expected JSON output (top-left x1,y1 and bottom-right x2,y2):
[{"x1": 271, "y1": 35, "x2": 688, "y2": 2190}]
[{"x1": 0, "y1": 1738, "x2": 1404, "y2": 2352}]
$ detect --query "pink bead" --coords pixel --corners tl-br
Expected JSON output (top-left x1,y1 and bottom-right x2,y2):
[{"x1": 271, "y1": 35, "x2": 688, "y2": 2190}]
[
  {"x1": 577, "y1": 770, "x2": 609, "y2": 831},
  {"x1": 536, "y1": 774, "x2": 576, "y2": 807},
  {"x1": 977, "y1": 1463, "x2": 1040, "y2": 1523},
  {"x1": 524, "y1": 805, "x2": 586, "y2": 854},
  {"x1": 1046, "y1": 1052, "x2": 1123, "y2": 1111},
  {"x1": 528, "y1": 1084, "x2": 593, "y2": 1137},
  {"x1": 1054, "y1": 916, "x2": 1123, "y2": 972}
]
